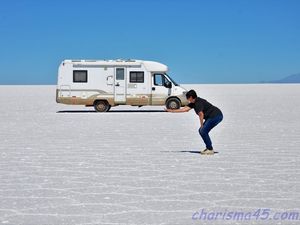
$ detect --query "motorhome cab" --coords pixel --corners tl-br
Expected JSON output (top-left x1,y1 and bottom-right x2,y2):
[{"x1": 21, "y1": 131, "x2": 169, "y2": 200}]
[{"x1": 56, "y1": 59, "x2": 188, "y2": 112}]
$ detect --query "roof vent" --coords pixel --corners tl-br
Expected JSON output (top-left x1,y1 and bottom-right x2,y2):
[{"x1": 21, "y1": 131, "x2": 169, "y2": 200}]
[{"x1": 125, "y1": 59, "x2": 136, "y2": 62}]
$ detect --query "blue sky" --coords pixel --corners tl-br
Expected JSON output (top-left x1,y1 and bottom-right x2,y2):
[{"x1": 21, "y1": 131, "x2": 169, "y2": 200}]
[{"x1": 0, "y1": 0, "x2": 299, "y2": 84}]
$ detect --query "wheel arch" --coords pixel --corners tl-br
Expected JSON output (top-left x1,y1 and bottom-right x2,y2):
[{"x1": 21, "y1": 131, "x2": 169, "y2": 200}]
[
  {"x1": 165, "y1": 96, "x2": 181, "y2": 105},
  {"x1": 93, "y1": 99, "x2": 110, "y2": 105},
  {"x1": 93, "y1": 98, "x2": 114, "y2": 106}
]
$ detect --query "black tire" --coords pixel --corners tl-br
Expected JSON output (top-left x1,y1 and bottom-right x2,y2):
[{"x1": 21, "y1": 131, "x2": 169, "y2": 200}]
[
  {"x1": 94, "y1": 100, "x2": 110, "y2": 112},
  {"x1": 166, "y1": 98, "x2": 181, "y2": 110}
]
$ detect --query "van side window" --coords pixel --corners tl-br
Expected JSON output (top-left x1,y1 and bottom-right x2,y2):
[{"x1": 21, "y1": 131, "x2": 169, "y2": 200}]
[
  {"x1": 130, "y1": 71, "x2": 144, "y2": 83},
  {"x1": 154, "y1": 74, "x2": 164, "y2": 86},
  {"x1": 116, "y1": 68, "x2": 125, "y2": 80},
  {"x1": 73, "y1": 70, "x2": 87, "y2": 83}
]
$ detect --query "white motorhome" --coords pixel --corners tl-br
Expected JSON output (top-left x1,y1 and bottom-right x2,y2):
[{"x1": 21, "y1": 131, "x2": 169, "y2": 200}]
[{"x1": 56, "y1": 59, "x2": 188, "y2": 112}]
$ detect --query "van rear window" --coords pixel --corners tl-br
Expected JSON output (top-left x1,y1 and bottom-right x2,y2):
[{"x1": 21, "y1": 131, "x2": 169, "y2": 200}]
[
  {"x1": 130, "y1": 71, "x2": 144, "y2": 83},
  {"x1": 73, "y1": 70, "x2": 87, "y2": 83}
]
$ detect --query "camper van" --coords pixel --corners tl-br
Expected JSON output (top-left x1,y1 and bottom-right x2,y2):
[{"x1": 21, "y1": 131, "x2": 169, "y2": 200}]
[{"x1": 56, "y1": 59, "x2": 188, "y2": 112}]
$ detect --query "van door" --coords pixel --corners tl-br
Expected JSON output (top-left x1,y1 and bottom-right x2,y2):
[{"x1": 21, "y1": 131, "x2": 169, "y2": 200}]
[
  {"x1": 114, "y1": 68, "x2": 126, "y2": 103},
  {"x1": 151, "y1": 73, "x2": 171, "y2": 105}
]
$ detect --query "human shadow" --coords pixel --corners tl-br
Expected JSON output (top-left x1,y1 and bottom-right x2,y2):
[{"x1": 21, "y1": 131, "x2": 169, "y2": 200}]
[{"x1": 160, "y1": 150, "x2": 219, "y2": 154}]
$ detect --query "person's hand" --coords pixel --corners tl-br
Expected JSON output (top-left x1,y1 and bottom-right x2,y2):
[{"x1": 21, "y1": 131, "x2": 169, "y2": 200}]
[{"x1": 165, "y1": 108, "x2": 172, "y2": 112}]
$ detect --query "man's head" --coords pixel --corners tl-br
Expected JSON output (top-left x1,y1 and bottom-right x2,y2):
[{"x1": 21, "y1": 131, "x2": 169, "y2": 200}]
[{"x1": 186, "y1": 89, "x2": 197, "y2": 103}]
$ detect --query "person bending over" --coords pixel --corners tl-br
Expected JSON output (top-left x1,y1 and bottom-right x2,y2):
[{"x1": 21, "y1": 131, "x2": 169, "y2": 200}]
[{"x1": 166, "y1": 89, "x2": 223, "y2": 155}]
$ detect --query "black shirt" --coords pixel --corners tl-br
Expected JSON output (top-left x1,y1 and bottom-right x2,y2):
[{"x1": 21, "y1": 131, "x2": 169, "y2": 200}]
[{"x1": 187, "y1": 97, "x2": 222, "y2": 120}]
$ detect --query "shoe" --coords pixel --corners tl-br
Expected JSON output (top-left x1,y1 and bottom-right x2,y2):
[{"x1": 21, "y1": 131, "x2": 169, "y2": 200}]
[{"x1": 200, "y1": 149, "x2": 214, "y2": 155}]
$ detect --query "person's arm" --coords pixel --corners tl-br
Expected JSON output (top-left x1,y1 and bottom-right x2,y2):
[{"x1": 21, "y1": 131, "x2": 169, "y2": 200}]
[
  {"x1": 165, "y1": 106, "x2": 191, "y2": 113},
  {"x1": 198, "y1": 111, "x2": 204, "y2": 127}
]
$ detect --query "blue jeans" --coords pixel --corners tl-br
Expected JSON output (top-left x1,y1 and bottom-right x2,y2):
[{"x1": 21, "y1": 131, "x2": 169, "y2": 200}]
[{"x1": 198, "y1": 114, "x2": 223, "y2": 150}]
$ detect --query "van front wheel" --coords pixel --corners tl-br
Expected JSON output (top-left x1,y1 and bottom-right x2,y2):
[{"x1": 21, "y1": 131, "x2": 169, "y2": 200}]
[
  {"x1": 166, "y1": 98, "x2": 181, "y2": 110},
  {"x1": 94, "y1": 100, "x2": 110, "y2": 112}
]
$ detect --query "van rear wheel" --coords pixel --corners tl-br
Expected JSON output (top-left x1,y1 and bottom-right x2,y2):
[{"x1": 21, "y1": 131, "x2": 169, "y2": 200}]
[
  {"x1": 94, "y1": 100, "x2": 110, "y2": 112},
  {"x1": 166, "y1": 98, "x2": 181, "y2": 110}
]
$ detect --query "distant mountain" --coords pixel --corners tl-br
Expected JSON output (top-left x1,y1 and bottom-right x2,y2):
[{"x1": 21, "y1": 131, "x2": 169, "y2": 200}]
[{"x1": 268, "y1": 73, "x2": 300, "y2": 83}]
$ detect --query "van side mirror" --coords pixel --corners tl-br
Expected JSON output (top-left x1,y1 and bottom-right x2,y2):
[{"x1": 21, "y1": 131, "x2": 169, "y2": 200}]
[{"x1": 165, "y1": 82, "x2": 172, "y2": 89}]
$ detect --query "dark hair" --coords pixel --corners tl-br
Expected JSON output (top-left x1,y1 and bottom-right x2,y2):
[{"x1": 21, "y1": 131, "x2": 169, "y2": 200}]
[{"x1": 186, "y1": 89, "x2": 197, "y2": 99}]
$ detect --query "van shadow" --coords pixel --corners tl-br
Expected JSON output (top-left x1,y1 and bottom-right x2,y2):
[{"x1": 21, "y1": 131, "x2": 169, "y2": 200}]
[{"x1": 56, "y1": 110, "x2": 166, "y2": 113}]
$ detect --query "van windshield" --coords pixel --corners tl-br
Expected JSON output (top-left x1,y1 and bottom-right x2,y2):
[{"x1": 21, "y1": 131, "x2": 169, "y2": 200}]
[{"x1": 165, "y1": 73, "x2": 179, "y2": 86}]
